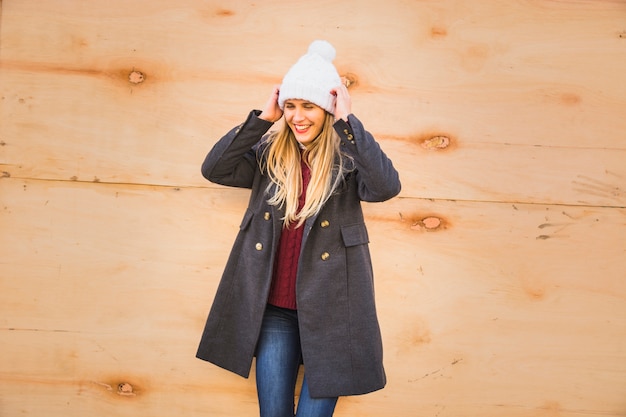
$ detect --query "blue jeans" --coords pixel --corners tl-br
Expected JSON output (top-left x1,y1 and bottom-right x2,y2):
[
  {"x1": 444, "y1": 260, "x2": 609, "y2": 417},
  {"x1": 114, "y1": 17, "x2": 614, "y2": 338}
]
[{"x1": 255, "y1": 304, "x2": 338, "y2": 417}]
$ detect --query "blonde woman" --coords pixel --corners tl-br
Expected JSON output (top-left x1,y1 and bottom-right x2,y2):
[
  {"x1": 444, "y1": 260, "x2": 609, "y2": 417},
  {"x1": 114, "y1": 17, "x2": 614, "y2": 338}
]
[{"x1": 196, "y1": 40, "x2": 401, "y2": 417}]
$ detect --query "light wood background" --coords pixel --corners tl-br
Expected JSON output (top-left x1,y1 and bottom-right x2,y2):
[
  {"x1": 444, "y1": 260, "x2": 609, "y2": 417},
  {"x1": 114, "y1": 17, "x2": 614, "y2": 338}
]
[{"x1": 1, "y1": 1, "x2": 625, "y2": 416}]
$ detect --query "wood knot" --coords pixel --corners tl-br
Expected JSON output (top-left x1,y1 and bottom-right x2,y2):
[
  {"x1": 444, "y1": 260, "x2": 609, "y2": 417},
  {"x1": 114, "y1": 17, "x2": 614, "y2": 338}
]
[
  {"x1": 421, "y1": 135, "x2": 451, "y2": 150},
  {"x1": 117, "y1": 382, "x2": 135, "y2": 396},
  {"x1": 430, "y1": 26, "x2": 448, "y2": 38},
  {"x1": 216, "y1": 8, "x2": 235, "y2": 17},
  {"x1": 128, "y1": 70, "x2": 145, "y2": 84},
  {"x1": 421, "y1": 216, "x2": 442, "y2": 229},
  {"x1": 401, "y1": 212, "x2": 446, "y2": 232},
  {"x1": 341, "y1": 73, "x2": 359, "y2": 89}
]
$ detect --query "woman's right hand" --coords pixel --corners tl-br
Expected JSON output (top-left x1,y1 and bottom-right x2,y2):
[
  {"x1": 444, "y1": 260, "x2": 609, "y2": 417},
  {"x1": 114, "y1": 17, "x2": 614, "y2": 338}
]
[{"x1": 258, "y1": 86, "x2": 283, "y2": 123}]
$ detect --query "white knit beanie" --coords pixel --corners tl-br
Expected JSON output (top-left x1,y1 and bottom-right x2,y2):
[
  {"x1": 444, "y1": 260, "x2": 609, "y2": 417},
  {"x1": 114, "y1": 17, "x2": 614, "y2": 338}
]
[{"x1": 278, "y1": 40, "x2": 342, "y2": 114}]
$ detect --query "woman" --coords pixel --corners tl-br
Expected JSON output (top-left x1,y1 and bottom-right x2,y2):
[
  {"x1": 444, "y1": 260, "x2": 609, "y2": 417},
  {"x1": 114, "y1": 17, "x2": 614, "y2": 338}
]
[{"x1": 196, "y1": 40, "x2": 401, "y2": 417}]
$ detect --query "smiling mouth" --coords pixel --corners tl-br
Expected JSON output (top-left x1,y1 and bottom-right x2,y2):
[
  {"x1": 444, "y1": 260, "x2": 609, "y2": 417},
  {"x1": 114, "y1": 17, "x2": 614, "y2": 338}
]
[{"x1": 294, "y1": 124, "x2": 311, "y2": 134}]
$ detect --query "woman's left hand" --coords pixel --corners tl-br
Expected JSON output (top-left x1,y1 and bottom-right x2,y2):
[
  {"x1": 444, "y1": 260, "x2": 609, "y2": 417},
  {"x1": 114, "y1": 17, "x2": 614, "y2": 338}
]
[{"x1": 331, "y1": 84, "x2": 352, "y2": 122}]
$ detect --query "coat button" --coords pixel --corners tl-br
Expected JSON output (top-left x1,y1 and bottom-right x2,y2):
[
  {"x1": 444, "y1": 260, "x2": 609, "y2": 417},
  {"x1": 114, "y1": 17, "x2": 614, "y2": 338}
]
[
  {"x1": 264, "y1": 212, "x2": 271, "y2": 221},
  {"x1": 320, "y1": 220, "x2": 330, "y2": 228},
  {"x1": 343, "y1": 128, "x2": 349, "y2": 135},
  {"x1": 321, "y1": 252, "x2": 330, "y2": 261},
  {"x1": 255, "y1": 243, "x2": 263, "y2": 251}
]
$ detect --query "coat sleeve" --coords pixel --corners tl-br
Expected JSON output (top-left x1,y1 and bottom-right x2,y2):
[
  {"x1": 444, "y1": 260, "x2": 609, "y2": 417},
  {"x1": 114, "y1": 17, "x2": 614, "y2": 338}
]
[
  {"x1": 334, "y1": 115, "x2": 401, "y2": 202},
  {"x1": 201, "y1": 110, "x2": 274, "y2": 188}
]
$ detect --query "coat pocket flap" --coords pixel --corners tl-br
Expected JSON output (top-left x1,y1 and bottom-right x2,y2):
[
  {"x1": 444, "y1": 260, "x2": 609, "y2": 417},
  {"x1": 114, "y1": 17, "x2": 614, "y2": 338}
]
[{"x1": 341, "y1": 223, "x2": 369, "y2": 247}]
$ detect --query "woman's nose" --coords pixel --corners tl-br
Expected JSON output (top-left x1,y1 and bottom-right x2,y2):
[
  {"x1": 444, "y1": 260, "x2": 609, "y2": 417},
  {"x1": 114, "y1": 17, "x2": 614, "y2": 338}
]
[{"x1": 293, "y1": 108, "x2": 304, "y2": 121}]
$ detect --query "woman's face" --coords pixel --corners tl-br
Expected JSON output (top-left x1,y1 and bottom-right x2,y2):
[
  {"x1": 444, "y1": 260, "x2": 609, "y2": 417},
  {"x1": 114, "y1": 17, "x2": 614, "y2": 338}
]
[{"x1": 283, "y1": 99, "x2": 327, "y2": 146}]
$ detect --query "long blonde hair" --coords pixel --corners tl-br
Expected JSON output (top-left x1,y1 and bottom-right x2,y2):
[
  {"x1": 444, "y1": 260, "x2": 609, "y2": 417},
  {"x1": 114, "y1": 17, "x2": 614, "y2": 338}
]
[{"x1": 262, "y1": 112, "x2": 349, "y2": 227}]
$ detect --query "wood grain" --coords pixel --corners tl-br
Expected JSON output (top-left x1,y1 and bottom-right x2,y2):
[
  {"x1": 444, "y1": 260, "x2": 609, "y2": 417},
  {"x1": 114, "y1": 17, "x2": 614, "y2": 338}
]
[{"x1": 1, "y1": 0, "x2": 625, "y2": 416}]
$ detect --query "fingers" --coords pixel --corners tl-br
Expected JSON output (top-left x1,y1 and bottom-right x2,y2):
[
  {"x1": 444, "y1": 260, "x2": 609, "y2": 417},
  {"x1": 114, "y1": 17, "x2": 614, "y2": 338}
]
[
  {"x1": 332, "y1": 85, "x2": 351, "y2": 119},
  {"x1": 330, "y1": 83, "x2": 349, "y2": 97},
  {"x1": 333, "y1": 81, "x2": 351, "y2": 102},
  {"x1": 259, "y1": 86, "x2": 283, "y2": 123}
]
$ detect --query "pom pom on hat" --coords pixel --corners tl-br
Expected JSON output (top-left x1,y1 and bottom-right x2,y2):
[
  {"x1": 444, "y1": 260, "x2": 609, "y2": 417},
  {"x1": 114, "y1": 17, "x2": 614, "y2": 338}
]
[
  {"x1": 308, "y1": 39, "x2": 336, "y2": 61},
  {"x1": 278, "y1": 40, "x2": 342, "y2": 114}
]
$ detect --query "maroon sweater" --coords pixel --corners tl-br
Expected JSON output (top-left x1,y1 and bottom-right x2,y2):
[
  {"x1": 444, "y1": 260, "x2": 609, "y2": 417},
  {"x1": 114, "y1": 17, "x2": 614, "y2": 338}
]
[{"x1": 267, "y1": 158, "x2": 311, "y2": 310}]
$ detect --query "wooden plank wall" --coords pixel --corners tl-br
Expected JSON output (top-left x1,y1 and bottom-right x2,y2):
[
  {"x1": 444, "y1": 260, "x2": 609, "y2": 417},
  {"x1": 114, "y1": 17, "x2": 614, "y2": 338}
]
[{"x1": 1, "y1": 1, "x2": 625, "y2": 416}]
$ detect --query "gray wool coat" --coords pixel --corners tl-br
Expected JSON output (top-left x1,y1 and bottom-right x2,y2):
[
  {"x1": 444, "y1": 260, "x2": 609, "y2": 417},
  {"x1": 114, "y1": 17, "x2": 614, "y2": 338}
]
[{"x1": 196, "y1": 110, "x2": 401, "y2": 398}]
